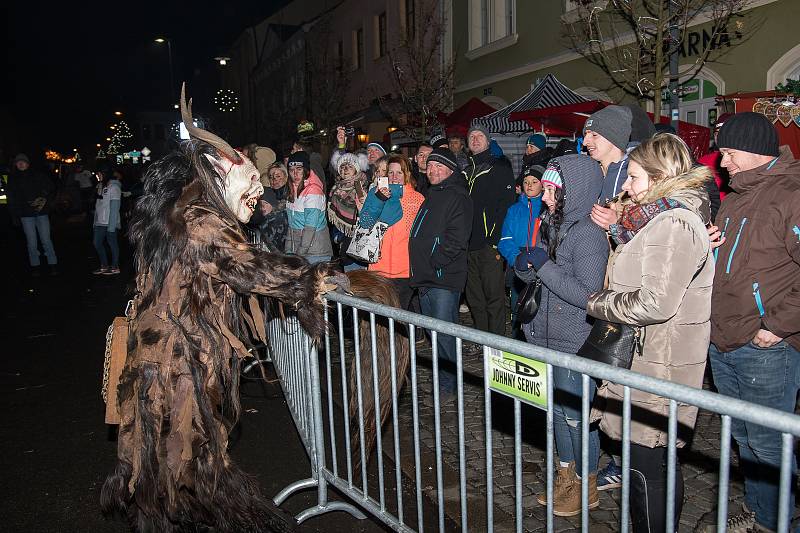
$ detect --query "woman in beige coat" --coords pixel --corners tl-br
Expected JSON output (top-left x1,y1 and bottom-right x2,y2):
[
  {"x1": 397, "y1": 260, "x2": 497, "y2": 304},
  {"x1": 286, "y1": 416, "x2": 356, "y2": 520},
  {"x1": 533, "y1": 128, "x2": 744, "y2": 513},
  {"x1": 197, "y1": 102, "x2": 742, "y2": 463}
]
[{"x1": 587, "y1": 134, "x2": 714, "y2": 533}]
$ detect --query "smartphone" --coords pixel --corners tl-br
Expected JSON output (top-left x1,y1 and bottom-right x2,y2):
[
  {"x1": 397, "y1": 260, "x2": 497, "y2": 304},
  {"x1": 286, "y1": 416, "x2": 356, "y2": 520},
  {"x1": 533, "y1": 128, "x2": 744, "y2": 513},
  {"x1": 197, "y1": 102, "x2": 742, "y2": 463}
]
[{"x1": 377, "y1": 176, "x2": 389, "y2": 190}]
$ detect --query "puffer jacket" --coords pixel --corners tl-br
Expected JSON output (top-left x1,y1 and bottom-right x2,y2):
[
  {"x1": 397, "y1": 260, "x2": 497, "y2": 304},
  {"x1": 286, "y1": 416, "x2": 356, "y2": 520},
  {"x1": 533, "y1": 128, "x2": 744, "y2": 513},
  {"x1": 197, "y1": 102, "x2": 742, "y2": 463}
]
[
  {"x1": 285, "y1": 171, "x2": 333, "y2": 258},
  {"x1": 515, "y1": 154, "x2": 608, "y2": 354},
  {"x1": 498, "y1": 193, "x2": 543, "y2": 265},
  {"x1": 587, "y1": 167, "x2": 714, "y2": 448}
]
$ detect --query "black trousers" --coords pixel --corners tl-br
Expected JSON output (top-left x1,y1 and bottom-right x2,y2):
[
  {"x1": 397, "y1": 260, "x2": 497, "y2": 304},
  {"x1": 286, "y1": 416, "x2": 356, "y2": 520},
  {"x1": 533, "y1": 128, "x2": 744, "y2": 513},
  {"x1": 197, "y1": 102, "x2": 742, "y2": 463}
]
[
  {"x1": 629, "y1": 443, "x2": 684, "y2": 533},
  {"x1": 465, "y1": 245, "x2": 506, "y2": 335}
]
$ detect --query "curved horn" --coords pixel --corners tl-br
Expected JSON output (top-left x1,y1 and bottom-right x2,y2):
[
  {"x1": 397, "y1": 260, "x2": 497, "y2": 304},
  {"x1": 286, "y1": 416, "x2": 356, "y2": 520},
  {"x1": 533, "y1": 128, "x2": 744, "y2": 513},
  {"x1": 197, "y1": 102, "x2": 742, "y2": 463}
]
[{"x1": 180, "y1": 83, "x2": 242, "y2": 164}]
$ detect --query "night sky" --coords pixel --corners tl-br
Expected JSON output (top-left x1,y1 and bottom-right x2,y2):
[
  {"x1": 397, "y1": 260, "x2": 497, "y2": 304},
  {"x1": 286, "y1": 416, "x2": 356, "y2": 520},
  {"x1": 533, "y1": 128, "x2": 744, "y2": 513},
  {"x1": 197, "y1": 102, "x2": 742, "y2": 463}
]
[{"x1": 3, "y1": 0, "x2": 289, "y2": 159}]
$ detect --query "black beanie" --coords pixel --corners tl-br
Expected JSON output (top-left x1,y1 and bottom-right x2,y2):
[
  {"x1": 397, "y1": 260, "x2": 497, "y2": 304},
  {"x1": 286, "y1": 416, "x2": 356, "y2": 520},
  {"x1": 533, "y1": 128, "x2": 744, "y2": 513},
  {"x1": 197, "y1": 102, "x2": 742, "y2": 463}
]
[
  {"x1": 717, "y1": 112, "x2": 779, "y2": 157},
  {"x1": 426, "y1": 147, "x2": 458, "y2": 171},
  {"x1": 287, "y1": 150, "x2": 310, "y2": 170}
]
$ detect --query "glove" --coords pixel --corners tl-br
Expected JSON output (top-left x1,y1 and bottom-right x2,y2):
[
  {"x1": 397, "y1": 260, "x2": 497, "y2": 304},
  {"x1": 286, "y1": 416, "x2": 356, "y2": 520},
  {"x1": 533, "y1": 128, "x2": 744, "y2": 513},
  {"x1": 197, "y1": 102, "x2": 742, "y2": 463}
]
[
  {"x1": 528, "y1": 247, "x2": 550, "y2": 270},
  {"x1": 514, "y1": 251, "x2": 532, "y2": 271}
]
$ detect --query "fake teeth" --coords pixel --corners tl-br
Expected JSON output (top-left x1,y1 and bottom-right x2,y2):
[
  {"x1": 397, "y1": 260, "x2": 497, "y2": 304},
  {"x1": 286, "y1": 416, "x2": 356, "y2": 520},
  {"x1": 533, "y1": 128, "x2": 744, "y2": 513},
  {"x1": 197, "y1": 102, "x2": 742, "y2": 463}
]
[{"x1": 245, "y1": 196, "x2": 258, "y2": 211}]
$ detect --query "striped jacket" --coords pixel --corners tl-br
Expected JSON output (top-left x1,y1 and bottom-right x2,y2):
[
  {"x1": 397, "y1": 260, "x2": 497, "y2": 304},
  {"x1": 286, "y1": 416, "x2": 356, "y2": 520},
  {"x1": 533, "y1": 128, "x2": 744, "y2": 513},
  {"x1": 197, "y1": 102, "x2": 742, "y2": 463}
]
[{"x1": 285, "y1": 171, "x2": 333, "y2": 258}]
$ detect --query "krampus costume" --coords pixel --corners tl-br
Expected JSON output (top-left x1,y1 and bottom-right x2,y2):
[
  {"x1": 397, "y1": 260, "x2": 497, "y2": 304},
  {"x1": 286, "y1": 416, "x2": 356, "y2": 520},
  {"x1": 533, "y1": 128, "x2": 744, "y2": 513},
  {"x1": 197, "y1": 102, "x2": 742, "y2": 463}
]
[{"x1": 101, "y1": 86, "x2": 348, "y2": 531}]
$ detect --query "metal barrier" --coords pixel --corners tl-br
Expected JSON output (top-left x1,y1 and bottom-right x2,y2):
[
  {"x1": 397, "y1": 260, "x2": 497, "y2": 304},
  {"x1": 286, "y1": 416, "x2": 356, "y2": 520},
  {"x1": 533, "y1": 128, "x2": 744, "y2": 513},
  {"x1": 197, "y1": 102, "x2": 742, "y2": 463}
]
[{"x1": 265, "y1": 290, "x2": 800, "y2": 533}]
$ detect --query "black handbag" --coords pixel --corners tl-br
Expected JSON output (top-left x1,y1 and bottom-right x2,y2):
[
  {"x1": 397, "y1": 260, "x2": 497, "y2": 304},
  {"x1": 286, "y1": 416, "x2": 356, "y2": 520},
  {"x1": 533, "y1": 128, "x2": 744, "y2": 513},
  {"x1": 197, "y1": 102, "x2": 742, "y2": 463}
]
[
  {"x1": 515, "y1": 276, "x2": 542, "y2": 325},
  {"x1": 577, "y1": 320, "x2": 642, "y2": 369}
]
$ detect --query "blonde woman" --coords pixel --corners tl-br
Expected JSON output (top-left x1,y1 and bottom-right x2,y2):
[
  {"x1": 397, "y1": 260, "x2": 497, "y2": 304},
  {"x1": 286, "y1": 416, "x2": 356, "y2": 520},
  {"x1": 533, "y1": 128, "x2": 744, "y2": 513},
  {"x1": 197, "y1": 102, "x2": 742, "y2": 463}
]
[{"x1": 587, "y1": 133, "x2": 714, "y2": 533}]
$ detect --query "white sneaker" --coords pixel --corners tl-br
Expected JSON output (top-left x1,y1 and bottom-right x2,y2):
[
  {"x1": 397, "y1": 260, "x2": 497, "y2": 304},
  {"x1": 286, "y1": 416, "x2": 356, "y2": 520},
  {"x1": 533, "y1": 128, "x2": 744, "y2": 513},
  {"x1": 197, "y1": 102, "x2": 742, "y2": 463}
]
[{"x1": 459, "y1": 303, "x2": 469, "y2": 314}]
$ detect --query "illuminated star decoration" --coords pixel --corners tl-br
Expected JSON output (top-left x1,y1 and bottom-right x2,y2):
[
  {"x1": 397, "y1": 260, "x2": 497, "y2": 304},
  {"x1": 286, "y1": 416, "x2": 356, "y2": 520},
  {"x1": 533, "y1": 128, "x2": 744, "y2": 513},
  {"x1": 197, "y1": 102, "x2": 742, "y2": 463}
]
[{"x1": 214, "y1": 89, "x2": 239, "y2": 113}]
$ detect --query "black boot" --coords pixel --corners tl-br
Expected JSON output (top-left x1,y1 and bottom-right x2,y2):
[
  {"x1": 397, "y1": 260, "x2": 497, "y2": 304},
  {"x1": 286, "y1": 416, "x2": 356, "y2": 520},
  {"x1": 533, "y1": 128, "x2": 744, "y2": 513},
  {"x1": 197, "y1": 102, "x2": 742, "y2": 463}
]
[{"x1": 629, "y1": 467, "x2": 684, "y2": 533}]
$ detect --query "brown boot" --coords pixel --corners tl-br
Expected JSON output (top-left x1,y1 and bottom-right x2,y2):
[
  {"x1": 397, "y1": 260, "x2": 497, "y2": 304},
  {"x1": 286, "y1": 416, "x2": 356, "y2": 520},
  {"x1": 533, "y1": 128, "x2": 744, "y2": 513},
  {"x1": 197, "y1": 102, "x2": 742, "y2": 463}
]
[
  {"x1": 536, "y1": 461, "x2": 575, "y2": 506},
  {"x1": 552, "y1": 473, "x2": 600, "y2": 517}
]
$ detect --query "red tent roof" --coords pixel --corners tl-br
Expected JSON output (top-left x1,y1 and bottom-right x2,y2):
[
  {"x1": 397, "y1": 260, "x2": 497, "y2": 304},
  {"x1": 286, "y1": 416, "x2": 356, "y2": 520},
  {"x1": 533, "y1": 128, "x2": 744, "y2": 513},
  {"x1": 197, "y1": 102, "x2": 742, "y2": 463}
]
[
  {"x1": 438, "y1": 98, "x2": 497, "y2": 136},
  {"x1": 509, "y1": 100, "x2": 609, "y2": 136}
]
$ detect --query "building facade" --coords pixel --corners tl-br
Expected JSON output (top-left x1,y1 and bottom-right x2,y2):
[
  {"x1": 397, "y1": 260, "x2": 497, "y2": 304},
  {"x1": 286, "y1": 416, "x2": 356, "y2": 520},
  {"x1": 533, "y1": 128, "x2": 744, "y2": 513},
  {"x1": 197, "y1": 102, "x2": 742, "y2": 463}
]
[{"x1": 449, "y1": 0, "x2": 800, "y2": 130}]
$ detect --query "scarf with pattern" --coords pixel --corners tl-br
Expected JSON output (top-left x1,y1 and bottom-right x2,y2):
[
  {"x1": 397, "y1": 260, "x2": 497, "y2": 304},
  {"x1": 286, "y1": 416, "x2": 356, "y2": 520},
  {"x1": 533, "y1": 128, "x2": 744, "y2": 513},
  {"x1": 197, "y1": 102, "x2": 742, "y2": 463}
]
[
  {"x1": 328, "y1": 171, "x2": 369, "y2": 236},
  {"x1": 610, "y1": 197, "x2": 687, "y2": 244}
]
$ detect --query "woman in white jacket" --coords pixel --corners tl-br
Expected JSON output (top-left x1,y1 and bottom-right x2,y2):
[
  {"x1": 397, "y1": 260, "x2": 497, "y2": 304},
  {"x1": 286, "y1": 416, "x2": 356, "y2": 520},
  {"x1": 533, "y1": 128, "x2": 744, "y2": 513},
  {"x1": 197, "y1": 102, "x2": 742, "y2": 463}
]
[{"x1": 93, "y1": 167, "x2": 123, "y2": 275}]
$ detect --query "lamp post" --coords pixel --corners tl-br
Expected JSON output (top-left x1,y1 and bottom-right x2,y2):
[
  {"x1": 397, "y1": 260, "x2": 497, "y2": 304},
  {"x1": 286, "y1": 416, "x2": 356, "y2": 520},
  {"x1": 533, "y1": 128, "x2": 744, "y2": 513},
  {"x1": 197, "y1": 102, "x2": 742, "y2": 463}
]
[{"x1": 155, "y1": 37, "x2": 176, "y2": 108}]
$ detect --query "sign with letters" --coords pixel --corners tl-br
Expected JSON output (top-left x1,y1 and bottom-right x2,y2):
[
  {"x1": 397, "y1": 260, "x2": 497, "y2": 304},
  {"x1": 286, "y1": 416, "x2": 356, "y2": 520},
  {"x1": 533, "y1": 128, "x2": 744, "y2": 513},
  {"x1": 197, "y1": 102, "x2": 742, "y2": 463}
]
[{"x1": 487, "y1": 348, "x2": 548, "y2": 410}]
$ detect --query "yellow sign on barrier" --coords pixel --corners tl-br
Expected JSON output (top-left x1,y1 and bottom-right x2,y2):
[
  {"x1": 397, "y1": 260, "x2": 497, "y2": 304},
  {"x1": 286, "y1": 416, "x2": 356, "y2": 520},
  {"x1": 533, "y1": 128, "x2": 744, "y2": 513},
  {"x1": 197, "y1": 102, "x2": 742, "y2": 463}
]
[{"x1": 487, "y1": 347, "x2": 548, "y2": 410}]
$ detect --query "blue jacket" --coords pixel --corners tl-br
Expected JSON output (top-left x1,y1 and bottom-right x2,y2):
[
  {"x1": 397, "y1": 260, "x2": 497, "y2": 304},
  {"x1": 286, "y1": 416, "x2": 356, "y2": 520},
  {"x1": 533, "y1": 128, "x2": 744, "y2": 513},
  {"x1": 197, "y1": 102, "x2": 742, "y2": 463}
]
[{"x1": 498, "y1": 194, "x2": 543, "y2": 265}]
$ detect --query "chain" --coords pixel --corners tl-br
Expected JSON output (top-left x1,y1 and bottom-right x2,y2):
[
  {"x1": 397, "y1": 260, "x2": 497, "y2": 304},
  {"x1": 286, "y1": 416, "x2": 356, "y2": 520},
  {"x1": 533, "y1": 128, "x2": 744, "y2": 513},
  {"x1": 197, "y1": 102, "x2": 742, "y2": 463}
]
[
  {"x1": 101, "y1": 322, "x2": 114, "y2": 403},
  {"x1": 101, "y1": 300, "x2": 133, "y2": 404}
]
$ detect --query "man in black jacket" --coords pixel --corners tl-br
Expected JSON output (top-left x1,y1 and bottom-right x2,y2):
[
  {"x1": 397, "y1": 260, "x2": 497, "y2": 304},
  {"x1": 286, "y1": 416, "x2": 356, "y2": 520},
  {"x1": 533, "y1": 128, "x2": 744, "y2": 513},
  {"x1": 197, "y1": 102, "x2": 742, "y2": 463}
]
[
  {"x1": 7, "y1": 154, "x2": 59, "y2": 275},
  {"x1": 410, "y1": 148, "x2": 473, "y2": 394},
  {"x1": 462, "y1": 126, "x2": 516, "y2": 338}
]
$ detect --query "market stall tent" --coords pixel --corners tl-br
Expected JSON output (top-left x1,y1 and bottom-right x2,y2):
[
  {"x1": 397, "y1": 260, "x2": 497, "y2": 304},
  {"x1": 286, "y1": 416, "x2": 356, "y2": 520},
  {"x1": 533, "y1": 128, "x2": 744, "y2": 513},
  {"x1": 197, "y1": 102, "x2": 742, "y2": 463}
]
[
  {"x1": 717, "y1": 90, "x2": 800, "y2": 157},
  {"x1": 437, "y1": 98, "x2": 497, "y2": 138}
]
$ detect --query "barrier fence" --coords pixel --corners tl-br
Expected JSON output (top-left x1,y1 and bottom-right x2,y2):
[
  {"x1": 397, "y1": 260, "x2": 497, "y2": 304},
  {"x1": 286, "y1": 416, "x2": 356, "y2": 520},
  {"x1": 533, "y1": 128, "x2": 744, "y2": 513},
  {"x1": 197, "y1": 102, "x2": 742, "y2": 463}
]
[{"x1": 262, "y1": 290, "x2": 800, "y2": 533}]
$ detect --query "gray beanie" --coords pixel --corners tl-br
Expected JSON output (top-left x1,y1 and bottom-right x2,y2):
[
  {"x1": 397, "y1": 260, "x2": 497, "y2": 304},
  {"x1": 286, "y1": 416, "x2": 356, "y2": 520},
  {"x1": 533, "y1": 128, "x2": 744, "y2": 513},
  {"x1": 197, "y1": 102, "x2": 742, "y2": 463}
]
[
  {"x1": 14, "y1": 153, "x2": 30, "y2": 164},
  {"x1": 583, "y1": 105, "x2": 633, "y2": 151},
  {"x1": 467, "y1": 124, "x2": 491, "y2": 143}
]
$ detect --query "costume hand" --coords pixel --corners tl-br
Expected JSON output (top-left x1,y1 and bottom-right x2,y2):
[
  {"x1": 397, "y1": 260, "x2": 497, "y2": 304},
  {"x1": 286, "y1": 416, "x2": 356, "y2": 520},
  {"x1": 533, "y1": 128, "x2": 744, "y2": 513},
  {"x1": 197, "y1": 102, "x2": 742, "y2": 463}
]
[
  {"x1": 259, "y1": 200, "x2": 273, "y2": 216},
  {"x1": 707, "y1": 224, "x2": 726, "y2": 250},
  {"x1": 322, "y1": 272, "x2": 351, "y2": 295},
  {"x1": 591, "y1": 204, "x2": 618, "y2": 230},
  {"x1": 751, "y1": 328, "x2": 783, "y2": 348}
]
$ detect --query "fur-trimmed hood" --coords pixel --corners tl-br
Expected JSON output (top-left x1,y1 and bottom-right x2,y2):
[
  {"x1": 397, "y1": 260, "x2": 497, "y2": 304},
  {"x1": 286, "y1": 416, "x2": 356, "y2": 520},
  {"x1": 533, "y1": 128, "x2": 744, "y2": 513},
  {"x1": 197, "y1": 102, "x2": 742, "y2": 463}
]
[{"x1": 637, "y1": 164, "x2": 712, "y2": 223}]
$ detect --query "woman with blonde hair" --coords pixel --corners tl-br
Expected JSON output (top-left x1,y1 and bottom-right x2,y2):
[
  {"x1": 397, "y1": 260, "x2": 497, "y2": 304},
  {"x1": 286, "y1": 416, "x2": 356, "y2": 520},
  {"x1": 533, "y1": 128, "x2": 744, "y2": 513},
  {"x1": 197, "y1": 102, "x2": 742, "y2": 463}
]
[
  {"x1": 357, "y1": 154, "x2": 424, "y2": 308},
  {"x1": 587, "y1": 133, "x2": 714, "y2": 532}
]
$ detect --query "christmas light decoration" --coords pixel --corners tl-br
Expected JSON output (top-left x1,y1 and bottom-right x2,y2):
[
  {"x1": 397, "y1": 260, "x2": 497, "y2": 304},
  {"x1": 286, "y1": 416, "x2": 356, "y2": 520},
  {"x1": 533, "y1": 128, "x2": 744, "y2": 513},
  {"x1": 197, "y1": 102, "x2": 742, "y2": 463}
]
[
  {"x1": 108, "y1": 120, "x2": 134, "y2": 155},
  {"x1": 214, "y1": 89, "x2": 238, "y2": 112}
]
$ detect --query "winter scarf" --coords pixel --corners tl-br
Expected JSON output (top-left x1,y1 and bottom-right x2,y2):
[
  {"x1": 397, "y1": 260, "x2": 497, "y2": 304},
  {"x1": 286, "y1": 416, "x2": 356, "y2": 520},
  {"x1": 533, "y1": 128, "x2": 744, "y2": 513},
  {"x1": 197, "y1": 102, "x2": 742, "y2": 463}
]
[
  {"x1": 610, "y1": 197, "x2": 687, "y2": 244},
  {"x1": 328, "y1": 171, "x2": 368, "y2": 236},
  {"x1": 358, "y1": 183, "x2": 404, "y2": 229}
]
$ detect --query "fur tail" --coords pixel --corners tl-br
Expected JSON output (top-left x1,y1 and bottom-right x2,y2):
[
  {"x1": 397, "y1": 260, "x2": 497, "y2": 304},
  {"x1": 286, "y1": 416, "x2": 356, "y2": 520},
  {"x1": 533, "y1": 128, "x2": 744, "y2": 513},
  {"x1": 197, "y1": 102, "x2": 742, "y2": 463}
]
[{"x1": 344, "y1": 270, "x2": 411, "y2": 470}]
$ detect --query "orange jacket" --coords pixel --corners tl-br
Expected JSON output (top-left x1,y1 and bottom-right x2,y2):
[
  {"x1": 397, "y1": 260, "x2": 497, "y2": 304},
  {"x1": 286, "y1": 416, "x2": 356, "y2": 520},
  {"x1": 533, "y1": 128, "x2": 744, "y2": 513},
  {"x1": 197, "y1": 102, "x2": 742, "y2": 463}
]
[{"x1": 369, "y1": 184, "x2": 424, "y2": 278}]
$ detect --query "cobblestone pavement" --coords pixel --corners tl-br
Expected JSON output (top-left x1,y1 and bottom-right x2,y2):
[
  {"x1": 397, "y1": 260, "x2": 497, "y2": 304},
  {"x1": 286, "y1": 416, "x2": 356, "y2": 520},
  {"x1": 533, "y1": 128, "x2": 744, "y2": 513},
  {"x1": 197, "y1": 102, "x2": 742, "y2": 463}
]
[{"x1": 328, "y1": 307, "x2": 798, "y2": 532}]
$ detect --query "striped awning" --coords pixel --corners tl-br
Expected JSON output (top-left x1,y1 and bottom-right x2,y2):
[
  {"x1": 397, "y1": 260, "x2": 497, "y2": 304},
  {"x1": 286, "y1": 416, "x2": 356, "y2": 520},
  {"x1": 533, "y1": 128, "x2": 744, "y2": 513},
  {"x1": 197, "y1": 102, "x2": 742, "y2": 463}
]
[{"x1": 472, "y1": 74, "x2": 587, "y2": 134}]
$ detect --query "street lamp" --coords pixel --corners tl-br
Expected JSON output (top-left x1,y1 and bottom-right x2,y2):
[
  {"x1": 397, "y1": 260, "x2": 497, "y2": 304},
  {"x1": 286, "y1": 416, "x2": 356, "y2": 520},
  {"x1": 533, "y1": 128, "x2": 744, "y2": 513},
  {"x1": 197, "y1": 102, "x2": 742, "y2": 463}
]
[
  {"x1": 114, "y1": 111, "x2": 122, "y2": 116},
  {"x1": 214, "y1": 56, "x2": 231, "y2": 66},
  {"x1": 155, "y1": 37, "x2": 175, "y2": 108}
]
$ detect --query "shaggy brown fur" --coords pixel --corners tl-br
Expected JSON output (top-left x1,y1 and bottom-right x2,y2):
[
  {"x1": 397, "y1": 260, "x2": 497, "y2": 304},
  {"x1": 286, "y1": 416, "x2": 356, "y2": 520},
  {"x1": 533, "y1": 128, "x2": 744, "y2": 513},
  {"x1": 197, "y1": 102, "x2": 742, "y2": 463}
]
[
  {"x1": 344, "y1": 270, "x2": 410, "y2": 468},
  {"x1": 101, "y1": 142, "x2": 337, "y2": 532}
]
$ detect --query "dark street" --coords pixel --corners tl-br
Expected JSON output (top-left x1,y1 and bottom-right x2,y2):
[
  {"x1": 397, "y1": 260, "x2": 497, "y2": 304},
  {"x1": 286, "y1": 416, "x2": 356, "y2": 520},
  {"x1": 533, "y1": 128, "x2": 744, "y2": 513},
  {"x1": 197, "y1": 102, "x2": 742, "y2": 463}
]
[{"x1": 0, "y1": 207, "x2": 387, "y2": 532}]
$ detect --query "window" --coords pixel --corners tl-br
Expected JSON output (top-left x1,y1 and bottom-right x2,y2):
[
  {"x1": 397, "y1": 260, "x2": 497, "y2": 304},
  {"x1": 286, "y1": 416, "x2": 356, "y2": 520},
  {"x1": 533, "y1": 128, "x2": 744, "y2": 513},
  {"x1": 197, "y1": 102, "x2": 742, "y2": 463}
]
[
  {"x1": 354, "y1": 27, "x2": 364, "y2": 70},
  {"x1": 404, "y1": 0, "x2": 415, "y2": 39},
  {"x1": 468, "y1": 0, "x2": 515, "y2": 51},
  {"x1": 377, "y1": 12, "x2": 387, "y2": 58}
]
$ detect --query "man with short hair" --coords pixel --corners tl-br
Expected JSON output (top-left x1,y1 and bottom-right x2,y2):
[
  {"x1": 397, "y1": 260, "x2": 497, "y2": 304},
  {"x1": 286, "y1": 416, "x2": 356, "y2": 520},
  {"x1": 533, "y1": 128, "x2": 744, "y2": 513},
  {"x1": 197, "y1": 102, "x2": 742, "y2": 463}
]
[
  {"x1": 707, "y1": 112, "x2": 800, "y2": 533},
  {"x1": 410, "y1": 147, "x2": 473, "y2": 394},
  {"x1": 413, "y1": 143, "x2": 433, "y2": 196},
  {"x1": 365, "y1": 142, "x2": 387, "y2": 178},
  {"x1": 462, "y1": 125, "x2": 516, "y2": 338},
  {"x1": 447, "y1": 132, "x2": 469, "y2": 170},
  {"x1": 583, "y1": 105, "x2": 633, "y2": 230}
]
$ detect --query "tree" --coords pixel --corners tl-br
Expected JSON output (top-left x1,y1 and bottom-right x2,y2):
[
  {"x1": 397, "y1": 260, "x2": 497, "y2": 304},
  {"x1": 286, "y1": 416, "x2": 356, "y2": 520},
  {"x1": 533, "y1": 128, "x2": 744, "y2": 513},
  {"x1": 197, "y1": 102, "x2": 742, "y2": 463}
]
[
  {"x1": 564, "y1": 0, "x2": 752, "y2": 119},
  {"x1": 381, "y1": 0, "x2": 456, "y2": 141},
  {"x1": 108, "y1": 120, "x2": 133, "y2": 155}
]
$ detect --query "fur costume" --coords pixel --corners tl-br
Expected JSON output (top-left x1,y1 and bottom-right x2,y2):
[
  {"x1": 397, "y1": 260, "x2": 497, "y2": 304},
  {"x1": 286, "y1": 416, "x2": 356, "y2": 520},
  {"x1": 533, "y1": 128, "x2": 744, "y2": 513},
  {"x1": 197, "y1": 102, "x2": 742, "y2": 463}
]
[{"x1": 101, "y1": 87, "x2": 344, "y2": 532}]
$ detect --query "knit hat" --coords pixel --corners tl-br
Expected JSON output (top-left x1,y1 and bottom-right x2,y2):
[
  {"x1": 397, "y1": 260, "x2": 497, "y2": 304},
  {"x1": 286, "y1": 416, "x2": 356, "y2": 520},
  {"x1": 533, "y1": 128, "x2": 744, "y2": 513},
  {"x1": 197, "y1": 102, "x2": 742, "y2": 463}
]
[
  {"x1": 427, "y1": 147, "x2": 458, "y2": 171},
  {"x1": 366, "y1": 142, "x2": 387, "y2": 156},
  {"x1": 541, "y1": 161, "x2": 563, "y2": 189},
  {"x1": 521, "y1": 164, "x2": 545, "y2": 180},
  {"x1": 717, "y1": 112, "x2": 779, "y2": 157},
  {"x1": 430, "y1": 133, "x2": 448, "y2": 149},
  {"x1": 583, "y1": 105, "x2": 633, "y2": 151},
  {"x1": 336, "y1": 152, "x2": 361, "y2": 175},
  {"x1": 714, "y1": 112, "x2": 734, "y2": 129},
  {"x1": 13, "y1": 153, "x2": 30, "y2": 164},
  {"x1": 287, "y1": 150, "x2": 310, "y2": 170},
  {"x1": 467, "y1": 124, "x2": 491, "y2": 143},
  {"x1": 526, "y1": 133, "x2": 547, "y2": 150}
]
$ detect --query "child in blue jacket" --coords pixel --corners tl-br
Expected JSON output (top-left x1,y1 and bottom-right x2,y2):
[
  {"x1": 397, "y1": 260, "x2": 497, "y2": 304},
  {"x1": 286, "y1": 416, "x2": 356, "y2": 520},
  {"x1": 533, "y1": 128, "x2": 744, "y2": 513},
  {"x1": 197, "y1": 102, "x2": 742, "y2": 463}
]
[{"x1": 498, "y1": 165, "x2": 544, "y2": 327}]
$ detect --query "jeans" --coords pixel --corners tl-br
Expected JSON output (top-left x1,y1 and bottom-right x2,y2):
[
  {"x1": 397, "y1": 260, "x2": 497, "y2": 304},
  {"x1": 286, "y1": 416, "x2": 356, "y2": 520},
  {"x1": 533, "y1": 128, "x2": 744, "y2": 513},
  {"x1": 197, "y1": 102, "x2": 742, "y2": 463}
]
[
  {"x1": 418, "y1": 287, "x2": 461, "y2": 393},
  {"x1": 709, "y1": 341, "x2": 800, "y2": 531},
  {"x1": 305, "y1": 254, "x2": 331, "y2": 265},
  {"x1": 20, "y1": 215, "x2": 58, "y2": 266},
  {"x1": 93, "y1": 225, "x2": 119, "y2": 268},
  {"x1": 552, "y1": 366, "x2": 599, "y2": 475}
]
